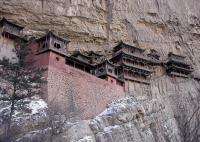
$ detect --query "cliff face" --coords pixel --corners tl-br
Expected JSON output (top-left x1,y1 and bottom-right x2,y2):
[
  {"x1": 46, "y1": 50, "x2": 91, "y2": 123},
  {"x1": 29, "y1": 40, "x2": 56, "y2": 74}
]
[
  {"x1": 1, "y1": 0, "x2": 200, "y2": 142},
  {"x1": 88, "y1": 77, "x2": 200, "y2": 142},
  {"x1": 1, "y1": 0, "x2": 200, "y2": 58}
]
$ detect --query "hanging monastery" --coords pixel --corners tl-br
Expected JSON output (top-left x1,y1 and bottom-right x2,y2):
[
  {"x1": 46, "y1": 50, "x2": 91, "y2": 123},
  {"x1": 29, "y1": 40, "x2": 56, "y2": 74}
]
[{"x1": 0, "y1": 18, "x2": 195, "y2": 118}]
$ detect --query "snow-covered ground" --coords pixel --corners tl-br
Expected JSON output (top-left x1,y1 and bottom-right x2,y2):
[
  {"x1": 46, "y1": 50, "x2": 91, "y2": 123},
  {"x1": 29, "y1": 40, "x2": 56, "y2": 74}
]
[
  {"x1": 77, "y1": 136, "x2": 94, "y2": 142},
  {"x1": 0, "y1": 93, "x2": 48, "y2": 124}
]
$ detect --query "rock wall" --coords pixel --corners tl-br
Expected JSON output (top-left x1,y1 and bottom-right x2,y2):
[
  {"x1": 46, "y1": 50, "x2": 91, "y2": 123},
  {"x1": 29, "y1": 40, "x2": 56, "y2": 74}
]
[{"x1": 1, "y1": 0, "x2": 200, "y2": 59}]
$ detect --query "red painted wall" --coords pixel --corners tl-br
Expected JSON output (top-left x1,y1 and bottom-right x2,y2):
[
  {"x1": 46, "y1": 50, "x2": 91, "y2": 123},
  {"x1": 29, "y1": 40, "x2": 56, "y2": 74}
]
[
  {"x1": 106, "y1": 76, "x2": 124, "y2": 92},
  {"x1": 48, "y1": 52, "x2": 66, "y2": 70},
  {"x1": 28, "y1": 40, "x2": 126, "y2": 119},
  {"x1": 47, "y1": 65, "x2": 126, "y2": 119},
  {"x1": 27, "y1": 41, "x2": 50, "y2": 67}
]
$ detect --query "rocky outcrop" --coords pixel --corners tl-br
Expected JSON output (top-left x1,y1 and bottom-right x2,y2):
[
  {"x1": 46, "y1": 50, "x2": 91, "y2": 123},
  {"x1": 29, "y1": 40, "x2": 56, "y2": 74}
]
[{"x1": 89, "y1": 76, "x2": 200, "y2": 142}]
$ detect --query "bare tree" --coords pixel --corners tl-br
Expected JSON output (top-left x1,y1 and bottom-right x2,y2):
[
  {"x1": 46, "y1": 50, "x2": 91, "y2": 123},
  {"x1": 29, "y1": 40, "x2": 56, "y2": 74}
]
[
  {"x1": 47, "y1": 106, "x2": 68, "y2": 142},
  {"x1": 47, "y1": 82, "x2": 83, "y2": 142},
  {"x1": 0, "y1": 39, "x2": 46, "y2": 141}
]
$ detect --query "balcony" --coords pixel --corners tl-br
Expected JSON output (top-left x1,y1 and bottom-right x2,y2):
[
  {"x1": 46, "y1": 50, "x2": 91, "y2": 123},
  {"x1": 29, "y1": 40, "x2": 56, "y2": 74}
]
[
  {"x1": 168, "y1": 71, "x2": 188, "y2": 78},
  {"x1": 168, "y1": 57, "x2": 190, "y2": 66},
  {"x1": 113, "y1": 50, "x2": 150, "y2": 61},
  {"x1": 122, "y1": 61, "x2": 153, "y2": 73},
  {"x1": 2, "y1": 26, "x2": 21, "y2": 39},
  {"x1": 167, "y1": 64, "x2": 193, "y2": 72},
  {"x1": 118, "y1": 74, "x2": 150, "y2": 84}
]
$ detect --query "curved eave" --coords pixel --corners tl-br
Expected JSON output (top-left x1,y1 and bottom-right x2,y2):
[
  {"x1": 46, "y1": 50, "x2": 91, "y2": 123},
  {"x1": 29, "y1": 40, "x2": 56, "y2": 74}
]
[
  {"x1": 66, "y1": 56, "x2": 95, "y2": 68},
  {"x1": 36, "y1": 48, "x2": 67, "y2": 57},
  {"x1": 112, "y1": 51, "x2": 152, "y2": 64},
  {"x1": 166, "y1": 65, "x2": 193, "y2": 73},
  {"x1": 36, "y1": 31, "x2": 69, "y2": 43},
  {"x1": 0, "y1": 18, "x2": 24, "y2": 30}
]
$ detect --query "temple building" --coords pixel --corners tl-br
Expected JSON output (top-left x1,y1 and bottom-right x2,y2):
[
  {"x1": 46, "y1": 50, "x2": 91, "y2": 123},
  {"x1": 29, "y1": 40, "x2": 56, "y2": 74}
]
[
  {"x1": 94, "y1": 60, "x2": 124, "y2": 89},
  {"x1": 0, "y1": 18, "x2": 24, "y2": 61},
  {"x1": 36, "y1": 31, "x2": 69, "y2": 57},
  {"x1": 65, "y1": 51, "x2": 95, "y2": 74},
  {"x1": 95, "y1": 60, "x2": 116, "y2": 78},
  {"x1": 65, "y1": 51, "x2": 105, "y2": 74},
  {"x1": 1, "y1": 17, "x2": 195, "y2": 91},
  {"x1": 165, "y1": 52, "x2": 193, "y2": 78},
  {"x1": 2, "y1": 17, "x2": 199, "y2": 119},
  {"x1": 88, "y1": 51, "x2": 105, "y2": 64},
  {"x1": 147, "y1": 49, "x2": 160, "y2": 61},
  {"x1": 147, "y1": 49, "x2": 164, "y2": 78},
  {"x1": 110, "y1": 42, "x2": 153, "y2": 84},
  {"x1": 28, "y1": 31, "x2": 69, "y2": 70}
]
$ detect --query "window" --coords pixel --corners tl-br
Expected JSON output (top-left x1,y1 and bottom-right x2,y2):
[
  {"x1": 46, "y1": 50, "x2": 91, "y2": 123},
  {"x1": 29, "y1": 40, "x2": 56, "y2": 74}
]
[
  {"x1": 54, "y1": 42, "x2": 61, "y2": 49},
  {"x1": 42, "y1": 42, "x2": 48, "y2": 49},
  {"x1": 99, "y1": 68, "x2": 104, "y2": 73},
  {"x1": 108, "y1": 69, "x2": 113, "y2": 73},
  {"x1": 56, "y1": 57, "x2": 59, "y2": 61},
  {"x1": 116, "y1": 81, "x2": 123, "y2": 86},
  {"x1": 111, "y1": 79, "x2": 114, "y2": 83}
]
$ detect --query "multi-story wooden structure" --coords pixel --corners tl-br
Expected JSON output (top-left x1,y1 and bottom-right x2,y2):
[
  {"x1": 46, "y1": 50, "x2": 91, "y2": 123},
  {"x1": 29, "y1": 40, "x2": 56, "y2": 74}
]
[
  {"x1": 1, "y1": 17, "x2": 193, "y2": 85},
  {"x1": 147, "y1": 49, "x2": 160, "y2": 61},
  {"x1": 36, "y1": 31, "x2": 68, "y2": 56},
  {"x1": 95, "y1": 60, "x2": 116, "y2": 78},
  {"x1": 110, "y1": 42, "x2": 153, "y2": 84},
  {"x1": 94, "y1": 59, "x2": 124, "y2": 89},
  {"x1": 88, "y1": 51, "x2": 105, "y2": 64},
  {"x1": 65, "y1": 51, "x2": 95, "y2": 74},
  {"x1": 111, "y1": 42, "x2": 152, "y2": 84},
  {"x1": 146, "y1": 49, "x2": 164, "y2": 78},
  {"x1": 65, "y1": 50, "x2": 106, "y2": 74},
  {"x1": 0, "y1": 18, "x2": 24, "y2": 61},
  {"x1": 28, "y1": 31, "x2": 69, "y2": 70},
  {"x1": 0, "y1": 17, "x2": 24, "y2": 39},
  {"x1": 165, "y1": 52, "x2": 193, "y2": 78},
  {"x1": 2, "y1": 17, "x2": 197, "y2": 119}
]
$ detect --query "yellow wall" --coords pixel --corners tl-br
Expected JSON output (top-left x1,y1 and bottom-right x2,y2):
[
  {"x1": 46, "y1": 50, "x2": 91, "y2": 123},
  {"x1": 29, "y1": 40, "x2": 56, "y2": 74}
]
[{"x1": 0, "y1": 35, "x2": 17, "y2": 62}]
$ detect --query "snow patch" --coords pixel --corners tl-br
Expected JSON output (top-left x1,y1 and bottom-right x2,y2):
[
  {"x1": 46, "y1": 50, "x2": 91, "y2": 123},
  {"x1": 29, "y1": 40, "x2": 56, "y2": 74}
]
[
  {"x1": 77, "y1": 136, "x2": 94, "y2": 142},
  {"x1": 28, "y1": 98, "x2": 48, "y2": 115},
  {"x1": 0, "y1": 106, "x2": 10, "y2": 114},
  {"x1": 103, "y1": 125, "x2": 120, "y2": 133},
  {"x1": 0, "y1": 95, "x2": 48, "y2": 123},
  {"x1": 99, "y1": 97, "x2": 138, "y2": 117}
]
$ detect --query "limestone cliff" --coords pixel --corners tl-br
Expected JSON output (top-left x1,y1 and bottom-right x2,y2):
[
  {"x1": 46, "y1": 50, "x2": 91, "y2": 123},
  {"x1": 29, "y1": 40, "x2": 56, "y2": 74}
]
[
  {"x1": 1, "y1": 0, "x2": 200, "y2": 58},
  {"x1": 0, "y1": 0, "x2": 200, "y2": 142}
]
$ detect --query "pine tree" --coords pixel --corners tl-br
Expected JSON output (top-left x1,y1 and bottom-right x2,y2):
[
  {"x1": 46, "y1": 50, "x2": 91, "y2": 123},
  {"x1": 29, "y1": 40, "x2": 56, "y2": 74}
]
[{"x1": 0, "y1": 38, "x2": 46, "y2": 141}]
